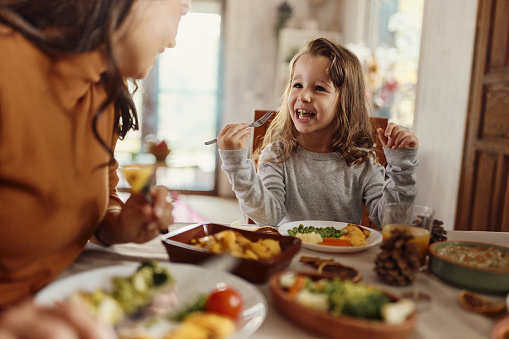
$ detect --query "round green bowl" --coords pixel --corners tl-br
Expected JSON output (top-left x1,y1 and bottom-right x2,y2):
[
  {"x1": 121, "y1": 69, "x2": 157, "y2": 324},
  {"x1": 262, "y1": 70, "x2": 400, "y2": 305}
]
[{"x1": 428, "y1": 241, "x2": 509, "y2": 295}]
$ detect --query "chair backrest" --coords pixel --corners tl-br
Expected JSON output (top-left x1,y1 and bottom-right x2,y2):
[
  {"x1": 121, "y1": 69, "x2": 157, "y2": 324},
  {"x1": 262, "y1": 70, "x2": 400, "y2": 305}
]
[
  {"x1": 248, "y1": 109, "x2": 388, "y2": 226},
  {"x1": 252, "y1": 109, "x2": 277, "y2": 155}
]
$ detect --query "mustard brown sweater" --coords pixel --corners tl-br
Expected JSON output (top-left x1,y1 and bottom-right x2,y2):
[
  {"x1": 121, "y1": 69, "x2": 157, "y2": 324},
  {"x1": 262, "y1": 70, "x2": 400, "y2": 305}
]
[{"x1": 0, "y1": 24, "x2": 123, "y2": 307}]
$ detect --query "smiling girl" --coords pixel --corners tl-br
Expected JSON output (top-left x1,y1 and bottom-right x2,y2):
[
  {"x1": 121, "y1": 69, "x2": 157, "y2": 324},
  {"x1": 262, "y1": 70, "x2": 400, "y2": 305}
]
[{"x1": 217, "y1": 38, "x2": 418, "y2": 227}]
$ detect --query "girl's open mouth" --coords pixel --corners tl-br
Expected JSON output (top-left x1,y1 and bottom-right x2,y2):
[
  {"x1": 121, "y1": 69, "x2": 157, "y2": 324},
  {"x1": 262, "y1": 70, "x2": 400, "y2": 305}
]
[{"x1": 296, "y1": 109, "x2": 316, "y2": 119}]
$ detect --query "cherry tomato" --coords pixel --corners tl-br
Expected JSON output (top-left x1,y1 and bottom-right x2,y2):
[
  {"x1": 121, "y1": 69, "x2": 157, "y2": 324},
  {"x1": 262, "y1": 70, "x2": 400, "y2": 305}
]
[{"x1": 205, "y1": 286, "x2": 243, "y2": 320}]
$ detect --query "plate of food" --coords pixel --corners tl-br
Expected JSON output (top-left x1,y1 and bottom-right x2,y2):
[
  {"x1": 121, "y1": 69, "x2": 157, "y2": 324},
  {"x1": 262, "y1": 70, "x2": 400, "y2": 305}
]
[
  {"x1": 278, "y1": 220, "x2": 382, "y2": 253},
  {"x1": 36, "y1": 261, "x2": 267, "y2": 339}
]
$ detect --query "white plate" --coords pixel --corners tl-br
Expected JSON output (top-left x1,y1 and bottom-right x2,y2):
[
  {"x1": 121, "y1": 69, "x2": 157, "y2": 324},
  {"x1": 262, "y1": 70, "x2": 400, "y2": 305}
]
[
  {"x1": 36, "y1": 263, "x2": 267, "y2": 339},
  {"x1": 278, "y1": 220, "x2": 382, "y2": 253}
]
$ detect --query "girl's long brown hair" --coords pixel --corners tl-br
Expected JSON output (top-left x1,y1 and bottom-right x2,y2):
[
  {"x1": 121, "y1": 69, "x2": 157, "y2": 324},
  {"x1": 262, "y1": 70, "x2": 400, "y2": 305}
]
[
  {"x1": 253, "y1": 38, "x2": 376, "y2": 167},
  {"x1": 0, "y1": 1, "x2": 139, "y2": 159}
]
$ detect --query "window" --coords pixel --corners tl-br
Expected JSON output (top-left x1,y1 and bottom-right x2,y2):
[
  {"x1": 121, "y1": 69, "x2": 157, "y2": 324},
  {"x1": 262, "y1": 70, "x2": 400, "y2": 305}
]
[
  {"x1": 115, "y1": 1, "x2": 223, "y2": 194},
  {"x1": 349, "y1": 0, "x2": 424, "y2": 128}
]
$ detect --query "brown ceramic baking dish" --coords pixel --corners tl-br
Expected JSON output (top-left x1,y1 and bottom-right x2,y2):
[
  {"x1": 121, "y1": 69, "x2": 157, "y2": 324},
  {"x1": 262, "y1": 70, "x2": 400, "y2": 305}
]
[{"x1": 161, "y1": 223, "x2": 301, "y2": 284}]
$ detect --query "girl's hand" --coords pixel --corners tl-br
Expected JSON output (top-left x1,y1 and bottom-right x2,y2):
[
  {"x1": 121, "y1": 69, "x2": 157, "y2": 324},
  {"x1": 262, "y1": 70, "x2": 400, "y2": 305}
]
[
  {"x1": 217, "y1": 123, "x2": 251, "y2": 150},
  {"x1": 0, "y1": 299, "x2": 116, "y2": 339},
  {"x1": 377, "y1": 122, "x2": 419, "y2": 149}
]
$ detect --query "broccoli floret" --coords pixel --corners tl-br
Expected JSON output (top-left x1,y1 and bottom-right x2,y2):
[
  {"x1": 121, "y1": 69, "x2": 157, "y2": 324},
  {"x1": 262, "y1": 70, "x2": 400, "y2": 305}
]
[
  {"x1": 329, "y1": 280, "x2": 390, "y2": 319},
  {"x1": 111, "y1": 276, "x2": 143, "y2": 314},
  {"x1": 138, "y1": 260, "x2": 175, "y2": 287}
]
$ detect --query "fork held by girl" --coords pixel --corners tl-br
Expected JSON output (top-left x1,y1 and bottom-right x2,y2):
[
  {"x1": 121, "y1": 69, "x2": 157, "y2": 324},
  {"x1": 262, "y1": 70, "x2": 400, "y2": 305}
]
[{"x1": 217, "y1": 38, "x2": 419, "y2": 227}]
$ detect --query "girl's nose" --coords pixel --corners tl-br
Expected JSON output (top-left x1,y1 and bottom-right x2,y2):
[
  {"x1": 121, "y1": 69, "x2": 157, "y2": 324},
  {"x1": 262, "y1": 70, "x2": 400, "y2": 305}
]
[{"x1": 298, "y1": 89, "x2": 311, "y2": 102}]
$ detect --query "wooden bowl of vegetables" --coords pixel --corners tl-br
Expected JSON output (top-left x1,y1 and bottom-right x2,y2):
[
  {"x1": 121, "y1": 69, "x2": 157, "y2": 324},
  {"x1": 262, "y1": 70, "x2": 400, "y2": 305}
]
[{"x1": 269, "y1": 270, "x2": 418, "y2": 339}]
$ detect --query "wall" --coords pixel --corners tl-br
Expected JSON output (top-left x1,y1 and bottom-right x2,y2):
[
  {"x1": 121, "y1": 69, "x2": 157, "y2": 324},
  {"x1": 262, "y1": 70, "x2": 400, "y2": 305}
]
[
  {"x1": 219, "y1": 0, "x2": 347, "y2": 196},
  {"x1": 413, "y1": 0, "x2": 477, "y2": 229}
]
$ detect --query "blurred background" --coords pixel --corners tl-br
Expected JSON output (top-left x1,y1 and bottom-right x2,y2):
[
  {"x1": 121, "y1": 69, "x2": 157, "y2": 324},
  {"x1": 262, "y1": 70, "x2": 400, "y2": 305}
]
[
  {"x1": 116, "y1": 0, "x2": 424, "y2": 193},
  {"x1": 114, "y1": 0, "x2": 496, "y2": 231}
]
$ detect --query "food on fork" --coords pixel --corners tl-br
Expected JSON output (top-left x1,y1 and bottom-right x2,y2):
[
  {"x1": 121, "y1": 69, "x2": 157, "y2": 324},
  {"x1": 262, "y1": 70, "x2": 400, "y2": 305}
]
[{"x1": 122, "y1": 164, "x2": 154, "y2": 194}]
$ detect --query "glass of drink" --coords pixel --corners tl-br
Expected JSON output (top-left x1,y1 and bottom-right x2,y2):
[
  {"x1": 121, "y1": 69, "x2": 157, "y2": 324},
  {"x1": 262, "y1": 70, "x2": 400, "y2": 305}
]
[{"x1": 382, "y1": 203, "x2": 434, "y2": 266}]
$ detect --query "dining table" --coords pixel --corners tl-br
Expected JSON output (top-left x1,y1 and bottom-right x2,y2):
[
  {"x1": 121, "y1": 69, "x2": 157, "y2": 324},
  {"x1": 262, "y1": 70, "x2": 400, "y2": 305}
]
[{"x1": 58, "y1": 222, "x2": 509, "y2": 339}]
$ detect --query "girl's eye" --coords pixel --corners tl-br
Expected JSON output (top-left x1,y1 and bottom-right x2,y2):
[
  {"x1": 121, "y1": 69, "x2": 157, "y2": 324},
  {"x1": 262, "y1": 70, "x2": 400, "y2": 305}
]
[
  {"x1": 315, "y1": 86, "x2": 326, "y2": 92},
  {"x1": 293, "y1": 83, "x2": 303, "y2": 88}
]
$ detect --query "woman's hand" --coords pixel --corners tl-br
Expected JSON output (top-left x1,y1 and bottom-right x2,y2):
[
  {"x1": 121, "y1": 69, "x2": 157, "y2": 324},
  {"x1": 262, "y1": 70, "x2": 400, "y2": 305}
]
[
  {"x1": 117, "y1": 185, "x2": 174, "y2": 243},
  {"x1": 0, "y1": 300, "x2": 116, "y2": 339},
  {"x1": 96, "y1": 185, "x2": 174, "y2": 245},
  {"x1": 217, "y1": 123, "x2": 251, "y2": 150},
  {"x1": 377, "y1": 122, "x2": 419, "y2": 149}
]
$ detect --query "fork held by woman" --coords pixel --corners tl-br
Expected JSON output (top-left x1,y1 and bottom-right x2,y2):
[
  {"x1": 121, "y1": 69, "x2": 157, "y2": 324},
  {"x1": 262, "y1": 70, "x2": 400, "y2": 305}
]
[{"x1": 204, "y1": 111, "x2": 274, "y2": 145}]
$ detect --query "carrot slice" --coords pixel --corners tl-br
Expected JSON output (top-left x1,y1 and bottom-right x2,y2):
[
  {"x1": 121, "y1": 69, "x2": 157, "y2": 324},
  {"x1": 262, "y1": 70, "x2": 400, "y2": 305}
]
[
  {"x1": 318, "y1": 238, "x2": 352, "y2": 247},
  {"x1": 287, "y1": 275, "x2": 306, "y2": 297}
]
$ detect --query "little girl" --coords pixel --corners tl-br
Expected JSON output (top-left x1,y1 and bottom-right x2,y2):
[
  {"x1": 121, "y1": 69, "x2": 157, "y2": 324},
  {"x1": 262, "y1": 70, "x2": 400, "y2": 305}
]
[{"x1": 217, "y1": 38, "x2": 418, "y2": 227}]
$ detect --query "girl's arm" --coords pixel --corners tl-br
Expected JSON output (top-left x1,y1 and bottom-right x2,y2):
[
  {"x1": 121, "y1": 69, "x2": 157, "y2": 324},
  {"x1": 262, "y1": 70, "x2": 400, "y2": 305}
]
[
  {"x1": 363, "y1": 147, "x2": 419, "y2": 227},
  {"x1": 219, "y1": 147, "x2": 287, "y2": 226}
]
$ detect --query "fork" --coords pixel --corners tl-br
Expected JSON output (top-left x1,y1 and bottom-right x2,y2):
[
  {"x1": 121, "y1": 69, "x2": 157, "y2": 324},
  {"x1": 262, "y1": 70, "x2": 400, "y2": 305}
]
[{"x1": 204, "y1": 111, "x2": 275, "y2": 145}]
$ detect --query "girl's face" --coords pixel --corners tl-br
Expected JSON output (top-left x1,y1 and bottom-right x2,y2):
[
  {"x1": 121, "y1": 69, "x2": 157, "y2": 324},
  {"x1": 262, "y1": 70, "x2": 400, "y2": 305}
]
[
  {"x1": 288, "y1": 54, "x2": 339, "y2": 143},
  {"x1": 112, "y1": 0, "x2": 190, "y2": 79}
]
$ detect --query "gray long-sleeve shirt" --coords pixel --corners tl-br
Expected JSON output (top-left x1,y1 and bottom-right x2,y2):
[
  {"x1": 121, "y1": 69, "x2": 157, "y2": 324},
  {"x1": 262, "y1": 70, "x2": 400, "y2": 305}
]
[{"x1": 219, "y1": 144, "x2": 418, "y2": 227}]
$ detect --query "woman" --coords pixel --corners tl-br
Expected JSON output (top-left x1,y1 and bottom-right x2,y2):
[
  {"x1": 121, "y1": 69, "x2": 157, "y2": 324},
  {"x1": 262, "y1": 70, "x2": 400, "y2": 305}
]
[{"x1": 0, "y1": 0, "x2": 189, "y2": 337}]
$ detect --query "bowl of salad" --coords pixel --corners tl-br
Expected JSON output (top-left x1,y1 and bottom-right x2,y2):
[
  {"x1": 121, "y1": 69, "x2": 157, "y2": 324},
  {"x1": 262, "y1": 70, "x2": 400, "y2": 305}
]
[{"x1": 269, "y1": 270, "x2": 418, "y2": 339}]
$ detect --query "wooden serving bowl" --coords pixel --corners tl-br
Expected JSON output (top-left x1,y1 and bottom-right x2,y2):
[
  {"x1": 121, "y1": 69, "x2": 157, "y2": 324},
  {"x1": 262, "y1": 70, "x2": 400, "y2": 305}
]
[{"x1": 269, "y1": 271, "x2": 418, "y2": 339}]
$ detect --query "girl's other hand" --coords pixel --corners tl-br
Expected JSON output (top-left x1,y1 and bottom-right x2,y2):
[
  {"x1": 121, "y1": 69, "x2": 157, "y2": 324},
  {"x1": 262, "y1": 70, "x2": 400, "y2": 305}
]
[
  {"x1": 0, "y1": 299, "x2": 116, "y2": 339},
  {"x1": 377, "y1": 122, "x2": 419, "y2": 149},
  {"x1": 217, "y1": 123, "x2": 251, "y2": 150}
]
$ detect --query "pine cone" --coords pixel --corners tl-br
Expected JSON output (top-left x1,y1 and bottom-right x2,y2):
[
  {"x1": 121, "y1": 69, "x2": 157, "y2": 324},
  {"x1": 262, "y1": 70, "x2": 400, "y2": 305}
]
[
  {"x1": 430, "y1": 219, "x2": 447, "y2": 244},
  {"x1": 374, "y1": 228, "x2": 421, "y2": 286}
]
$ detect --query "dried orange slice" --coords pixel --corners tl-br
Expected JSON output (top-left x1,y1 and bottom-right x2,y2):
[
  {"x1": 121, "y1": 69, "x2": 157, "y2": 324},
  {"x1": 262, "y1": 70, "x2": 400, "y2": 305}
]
[{"x1": 458, "y1": 290, "x2": 507, "y2": 315}]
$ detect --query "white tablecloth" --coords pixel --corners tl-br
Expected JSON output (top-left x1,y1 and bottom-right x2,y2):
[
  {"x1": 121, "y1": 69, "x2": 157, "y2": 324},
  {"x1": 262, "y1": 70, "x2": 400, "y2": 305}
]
[{"x1": 61, "y1": 223, "x2": 509, "y2": 339}]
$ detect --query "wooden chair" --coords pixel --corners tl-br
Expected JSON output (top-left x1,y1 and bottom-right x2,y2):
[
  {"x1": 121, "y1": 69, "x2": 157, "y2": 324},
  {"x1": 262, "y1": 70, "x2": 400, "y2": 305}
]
[{"x1": 248, "y1": 109, "x2": 388, "y2": 227}]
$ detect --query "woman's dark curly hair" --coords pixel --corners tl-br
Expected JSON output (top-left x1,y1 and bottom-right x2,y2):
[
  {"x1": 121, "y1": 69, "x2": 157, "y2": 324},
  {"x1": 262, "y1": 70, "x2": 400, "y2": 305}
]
[{"x1": 0, "y1": 0, "x2": 139, "y2": 158}]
